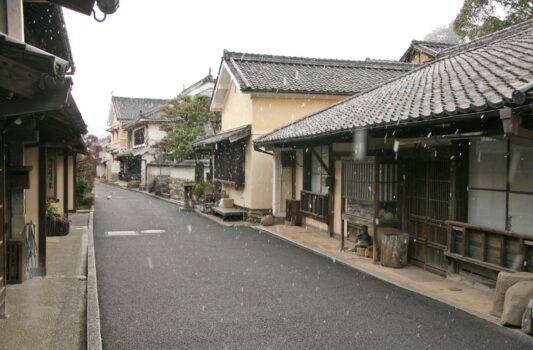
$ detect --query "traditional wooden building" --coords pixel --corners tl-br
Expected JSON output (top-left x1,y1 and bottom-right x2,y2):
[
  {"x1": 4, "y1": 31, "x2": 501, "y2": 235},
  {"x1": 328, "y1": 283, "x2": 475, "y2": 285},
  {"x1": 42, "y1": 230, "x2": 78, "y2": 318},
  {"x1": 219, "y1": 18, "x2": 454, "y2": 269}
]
[
  {"x1": 0, "y1": 0, "x2": 104, "y2": 317},
  {"x1": 195, "y1": 51, "x2": 415, "y2": 219},
  {"x1": 255, "y1": 21, "x2": 533, "y2": 287}
]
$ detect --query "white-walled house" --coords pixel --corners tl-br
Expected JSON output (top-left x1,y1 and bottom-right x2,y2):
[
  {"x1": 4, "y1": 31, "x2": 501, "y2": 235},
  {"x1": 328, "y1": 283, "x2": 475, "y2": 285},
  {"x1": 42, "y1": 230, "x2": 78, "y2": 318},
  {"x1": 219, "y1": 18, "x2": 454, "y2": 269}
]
[
  {"x1": 121, "y1": 105, "x2": 171, "y2": 188},
  {"x1": 106, "y1": 96, "x2": 167, "y2": 181}
]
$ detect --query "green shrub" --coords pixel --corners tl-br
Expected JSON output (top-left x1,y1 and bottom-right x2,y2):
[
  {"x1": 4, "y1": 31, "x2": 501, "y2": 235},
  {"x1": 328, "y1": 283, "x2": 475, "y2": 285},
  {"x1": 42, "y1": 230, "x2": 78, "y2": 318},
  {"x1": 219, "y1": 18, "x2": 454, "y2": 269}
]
[
  {"x1": 76, "y1": 177, "x2": 91, "y2": 199},
  {"x1": 46, "y1": 199, "x2": 61, "y2": 220},
  {"x1": 193, "y1": 181, "x2": 212, "y2": 199},
  {"x1": 82, "y1": 192, "x2": 95, "y2": 207}
]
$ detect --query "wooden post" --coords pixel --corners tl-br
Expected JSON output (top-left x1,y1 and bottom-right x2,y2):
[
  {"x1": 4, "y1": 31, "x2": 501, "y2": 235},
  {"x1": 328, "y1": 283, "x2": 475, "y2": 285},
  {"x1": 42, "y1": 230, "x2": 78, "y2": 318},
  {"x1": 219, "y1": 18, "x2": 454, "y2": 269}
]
[
  {"x1": 73, "y1": 154, "x2": 77, "y2": 211},
  {"x1": 500, "y1": 236, "x2": 506, "y2": 268},
  {"x1": 373, "y1": 160, "x2": 379, "y2": 264},
  {"x1": 328, "y1": 144, "x2": 334, "y2": 237},
  {"x1": 63, "y1": 152, "x2": 68, "y2": 217},
  {"x1": 0, "y1": 133, "x2": 5, "y2": 318},
  {"x1": 38, "y1": 147, "x2": 46, "y2": 276}
]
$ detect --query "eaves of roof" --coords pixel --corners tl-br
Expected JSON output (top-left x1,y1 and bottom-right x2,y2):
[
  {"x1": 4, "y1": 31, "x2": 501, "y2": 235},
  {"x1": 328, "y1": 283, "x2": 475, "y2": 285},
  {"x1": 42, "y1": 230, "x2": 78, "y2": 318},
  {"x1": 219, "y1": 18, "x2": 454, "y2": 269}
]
[{"x1": 255, "y1": 20, "x2": 533, "y2": 147}]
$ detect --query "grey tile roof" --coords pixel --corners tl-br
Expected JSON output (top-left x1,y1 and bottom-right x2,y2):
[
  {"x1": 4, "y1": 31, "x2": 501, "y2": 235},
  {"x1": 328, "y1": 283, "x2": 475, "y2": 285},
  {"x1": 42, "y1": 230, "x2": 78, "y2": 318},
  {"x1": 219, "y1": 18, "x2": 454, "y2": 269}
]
[
  {"x1": 223, "y1": 51, "x2": 415, "y2": 95},
  {"x1": 111, "y1": 96, "x2": 167, "y2": 121},
  {"x1": 148, "y1": 159, "x2": 210, "y2": 167},
  {"x1": 399, "y1": 40, "x2": 455, "y2": 62},
  {"x1": 255, "y1": 20, "x2": 533, "y2": 146},
  {"x1": 193, "y1": 124, "x2": 251, "y2": 147},
  {"x1": 122, "y1": 106, "x2": 171, "y2": 130}
]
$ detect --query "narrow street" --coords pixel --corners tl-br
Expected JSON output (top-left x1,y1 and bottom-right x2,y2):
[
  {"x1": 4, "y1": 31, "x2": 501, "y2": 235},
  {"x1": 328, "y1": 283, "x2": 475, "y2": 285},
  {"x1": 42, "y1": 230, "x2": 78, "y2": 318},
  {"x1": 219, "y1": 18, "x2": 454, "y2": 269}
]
[{"x1": 93, "y1": 182, "x2": 532, "y2": 349}]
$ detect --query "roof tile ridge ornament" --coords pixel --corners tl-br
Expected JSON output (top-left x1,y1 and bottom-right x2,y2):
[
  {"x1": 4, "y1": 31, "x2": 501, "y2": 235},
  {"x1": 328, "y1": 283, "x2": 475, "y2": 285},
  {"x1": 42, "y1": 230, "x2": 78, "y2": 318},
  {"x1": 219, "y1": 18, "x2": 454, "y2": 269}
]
[
  {"x1": 437, "y1": 18, "x2": 533, "y2": 58},
  {"x1": 228, "y1": 57, "x2": 252, "y2": 89},
  {"x1": 413, "y1": 40, "x2": 455, "y2": 47},
  {"x1": 512, "y1": 81, "x2": 533, "y2": 105}
]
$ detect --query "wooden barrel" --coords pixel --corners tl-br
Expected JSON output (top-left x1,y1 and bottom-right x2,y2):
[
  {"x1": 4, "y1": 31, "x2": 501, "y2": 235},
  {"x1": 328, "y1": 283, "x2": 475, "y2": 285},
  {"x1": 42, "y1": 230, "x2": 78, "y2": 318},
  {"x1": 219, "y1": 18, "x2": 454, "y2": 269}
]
[{"x1": 380, "y1": 232, "x2": 409, "y2": 268}]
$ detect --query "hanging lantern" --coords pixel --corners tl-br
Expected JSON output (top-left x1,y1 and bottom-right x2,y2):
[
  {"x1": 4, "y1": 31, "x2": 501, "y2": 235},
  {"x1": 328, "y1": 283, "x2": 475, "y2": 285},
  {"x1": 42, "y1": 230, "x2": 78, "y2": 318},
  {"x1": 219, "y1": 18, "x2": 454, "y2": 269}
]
[{"x1": 97, "y1": 0, "x2": 119, "y2": 14}]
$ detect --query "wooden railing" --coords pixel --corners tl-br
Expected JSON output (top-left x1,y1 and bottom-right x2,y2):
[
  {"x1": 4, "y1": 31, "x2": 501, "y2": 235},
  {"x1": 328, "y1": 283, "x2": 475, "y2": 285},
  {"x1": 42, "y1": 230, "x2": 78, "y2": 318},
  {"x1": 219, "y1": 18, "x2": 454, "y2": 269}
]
[
  {"x1": 445, "y1": 220, "x2": 533, "y2": 275},
  {"x1": 300, "y1": 190, "x2": 329, "y2": 223}
]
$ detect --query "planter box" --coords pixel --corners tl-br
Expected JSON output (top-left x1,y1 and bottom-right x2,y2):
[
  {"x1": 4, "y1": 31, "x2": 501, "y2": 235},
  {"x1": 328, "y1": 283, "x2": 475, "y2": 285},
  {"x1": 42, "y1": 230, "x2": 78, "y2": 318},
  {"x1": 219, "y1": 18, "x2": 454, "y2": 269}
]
[{"x1": 46, "y1": 217, "x2": 70, "y2": 236}]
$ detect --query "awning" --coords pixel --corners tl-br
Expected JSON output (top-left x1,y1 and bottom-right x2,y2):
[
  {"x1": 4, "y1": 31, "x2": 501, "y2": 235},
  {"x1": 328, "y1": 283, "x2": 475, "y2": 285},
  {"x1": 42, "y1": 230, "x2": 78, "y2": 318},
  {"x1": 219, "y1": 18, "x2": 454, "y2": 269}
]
[
  {"x1": 116, "y1": 151, "x2": 134, "y2": 160},
  {"x1": 193, "y1": 124, "x2": 251, "y2": 147},
  {"x1": 0, "y1": 33, "x2": 72, "y2": 117},
  {"x1": 0, "y1": 32, "x2": 70, "y2": 77}
]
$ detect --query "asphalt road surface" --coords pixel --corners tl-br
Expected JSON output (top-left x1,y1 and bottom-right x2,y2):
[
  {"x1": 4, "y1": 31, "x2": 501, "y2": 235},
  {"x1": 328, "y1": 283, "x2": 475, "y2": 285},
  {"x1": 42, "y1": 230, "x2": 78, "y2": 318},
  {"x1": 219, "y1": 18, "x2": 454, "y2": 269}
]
[{"x1": 93, "y1": 182, "x2": 533, "y2": 349}]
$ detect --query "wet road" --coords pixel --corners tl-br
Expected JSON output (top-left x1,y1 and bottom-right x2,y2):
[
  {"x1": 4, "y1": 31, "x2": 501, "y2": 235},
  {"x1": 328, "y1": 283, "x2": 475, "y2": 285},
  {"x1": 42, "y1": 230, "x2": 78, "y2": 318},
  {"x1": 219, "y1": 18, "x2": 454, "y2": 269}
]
[{"x1": 94, "y1": 182, "x2": 532, "y2": 349}]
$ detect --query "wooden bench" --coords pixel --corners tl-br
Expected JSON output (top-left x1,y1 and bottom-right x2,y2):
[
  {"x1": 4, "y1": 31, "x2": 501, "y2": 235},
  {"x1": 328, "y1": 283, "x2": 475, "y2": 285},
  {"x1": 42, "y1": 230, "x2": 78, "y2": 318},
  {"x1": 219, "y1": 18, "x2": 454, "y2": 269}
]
[{"x1": 212, "y1": 206, "x2": 245, "y2": 221}]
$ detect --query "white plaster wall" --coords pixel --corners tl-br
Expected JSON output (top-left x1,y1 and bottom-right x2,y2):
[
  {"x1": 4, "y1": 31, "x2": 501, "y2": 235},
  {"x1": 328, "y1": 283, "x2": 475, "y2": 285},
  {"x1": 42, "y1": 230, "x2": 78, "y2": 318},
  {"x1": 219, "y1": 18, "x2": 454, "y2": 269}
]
[
  {"x1": 169, "y1": 167, "x2": 195, "y2": 181},
  {"x1": 148, "y1": 124, "x2": 167, "y2": 146},
  {"x1": 97, "y1": 164, "x2": 106, "y2": 178}
]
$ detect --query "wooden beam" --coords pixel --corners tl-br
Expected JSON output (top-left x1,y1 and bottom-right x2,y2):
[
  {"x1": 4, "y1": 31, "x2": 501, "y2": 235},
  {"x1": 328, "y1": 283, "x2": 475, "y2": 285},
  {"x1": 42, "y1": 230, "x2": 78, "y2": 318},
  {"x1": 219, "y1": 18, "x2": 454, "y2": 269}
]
[
  {"x1": 0, "y1": 54, "x2": 40, "y2": 98},
  {"x1": 311, "y1": 147, "x2": 330, "y2": 175},
  {"x1": 500, "y1": 107, "x2": 533, "y2": 139}
]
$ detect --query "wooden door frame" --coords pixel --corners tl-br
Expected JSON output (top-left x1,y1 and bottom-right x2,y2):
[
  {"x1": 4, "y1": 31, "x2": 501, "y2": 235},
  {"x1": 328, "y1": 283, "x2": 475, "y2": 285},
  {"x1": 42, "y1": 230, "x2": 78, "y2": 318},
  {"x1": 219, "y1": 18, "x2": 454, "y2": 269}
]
[{"x1": 0, "y1": 134, "x2": 5, "y2": 317}]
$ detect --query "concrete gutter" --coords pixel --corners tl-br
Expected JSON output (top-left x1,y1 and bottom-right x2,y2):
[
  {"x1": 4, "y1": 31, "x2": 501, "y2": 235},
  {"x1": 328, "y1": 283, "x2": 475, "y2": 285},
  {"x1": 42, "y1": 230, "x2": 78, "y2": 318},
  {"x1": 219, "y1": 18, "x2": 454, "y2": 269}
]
[{"x1": 86, "y1": 211, "x2": 102, "y2": 350}]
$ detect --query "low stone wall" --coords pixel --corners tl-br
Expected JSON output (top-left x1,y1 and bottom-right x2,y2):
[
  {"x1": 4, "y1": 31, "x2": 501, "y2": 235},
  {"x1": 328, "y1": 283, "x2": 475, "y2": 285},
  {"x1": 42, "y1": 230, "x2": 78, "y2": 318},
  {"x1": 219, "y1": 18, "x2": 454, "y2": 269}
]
[{"x1": 151, "y1": 175, "x2": 192, "y2": 200}]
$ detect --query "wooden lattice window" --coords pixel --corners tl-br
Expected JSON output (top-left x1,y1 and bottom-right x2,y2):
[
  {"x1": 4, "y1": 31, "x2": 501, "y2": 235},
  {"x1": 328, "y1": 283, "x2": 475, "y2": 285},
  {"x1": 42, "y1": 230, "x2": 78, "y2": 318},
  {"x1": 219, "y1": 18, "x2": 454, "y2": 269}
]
[
  {"x1": 133, "y1": 128, "x2": 145, "y2": 147},
  {"x1": 214, "y1": 140, "x2": 246, "y2": 188}
]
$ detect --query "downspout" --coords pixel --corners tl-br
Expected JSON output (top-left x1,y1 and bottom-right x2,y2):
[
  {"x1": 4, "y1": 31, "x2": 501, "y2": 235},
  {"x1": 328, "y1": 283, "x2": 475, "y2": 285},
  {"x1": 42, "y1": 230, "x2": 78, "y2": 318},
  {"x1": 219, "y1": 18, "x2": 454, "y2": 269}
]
[
  {"x1": 353, "y1": 129, "x2": 368, "y2": 160},
  {"x1": 253, "y1": 145, "x2": 273, "y2": 156}
]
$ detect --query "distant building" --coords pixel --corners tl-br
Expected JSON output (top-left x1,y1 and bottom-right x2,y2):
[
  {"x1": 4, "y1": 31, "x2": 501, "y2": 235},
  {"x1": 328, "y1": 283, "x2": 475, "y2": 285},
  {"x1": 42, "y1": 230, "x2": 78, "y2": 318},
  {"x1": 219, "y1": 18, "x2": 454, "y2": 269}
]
[
  {"x1": 105, "y1": 72, "x2": 215, "y2": 191},
  {"x1": 180, "y1": 70, "x2": 215, "y2": 97},
  {"x1": 96, "y1": 136, "x2": 111, "y2": 178},
  {"x1": 105, "y1": 96, "x2": 167, "y2": 181}
]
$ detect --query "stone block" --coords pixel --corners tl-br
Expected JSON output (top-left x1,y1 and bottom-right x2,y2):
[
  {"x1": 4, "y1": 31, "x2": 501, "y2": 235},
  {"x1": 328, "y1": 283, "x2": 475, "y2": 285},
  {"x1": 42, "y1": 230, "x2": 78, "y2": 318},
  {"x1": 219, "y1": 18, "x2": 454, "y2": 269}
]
[
  {"x1": 127, "y1": 180, "x2": 140, "y2": 188},
  {"x1": 501, "y1": 281, "x2": 533, "y2": 327},
  {"x1": 261, "y1": 215, "x2": 275, "y2": 226},
  {"x1": 491, "y1": 272, "x2": 533, "y2": 317}
]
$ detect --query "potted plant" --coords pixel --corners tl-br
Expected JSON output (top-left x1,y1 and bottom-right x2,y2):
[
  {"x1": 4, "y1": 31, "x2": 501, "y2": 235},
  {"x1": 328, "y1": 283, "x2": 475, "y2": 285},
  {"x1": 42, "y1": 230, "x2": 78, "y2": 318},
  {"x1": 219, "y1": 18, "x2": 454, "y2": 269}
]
[{"x1": 46, "y1": 199, "x2": 70, "y2": 236}]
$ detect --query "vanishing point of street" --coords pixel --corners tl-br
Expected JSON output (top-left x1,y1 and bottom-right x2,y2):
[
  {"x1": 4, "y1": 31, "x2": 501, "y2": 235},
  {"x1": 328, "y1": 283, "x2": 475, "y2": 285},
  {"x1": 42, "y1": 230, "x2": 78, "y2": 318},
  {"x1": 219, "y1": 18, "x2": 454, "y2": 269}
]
[{"x1": 93, "y1": 182, "x2": 532, "y2": 349}]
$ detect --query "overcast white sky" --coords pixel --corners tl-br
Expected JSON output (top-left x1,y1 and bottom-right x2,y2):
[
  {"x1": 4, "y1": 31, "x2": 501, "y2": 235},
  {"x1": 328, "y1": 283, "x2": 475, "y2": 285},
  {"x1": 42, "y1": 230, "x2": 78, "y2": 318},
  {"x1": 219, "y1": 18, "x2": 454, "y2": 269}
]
[{"x1": 63, "y1": 0, "x2": 465, "y2": 138}]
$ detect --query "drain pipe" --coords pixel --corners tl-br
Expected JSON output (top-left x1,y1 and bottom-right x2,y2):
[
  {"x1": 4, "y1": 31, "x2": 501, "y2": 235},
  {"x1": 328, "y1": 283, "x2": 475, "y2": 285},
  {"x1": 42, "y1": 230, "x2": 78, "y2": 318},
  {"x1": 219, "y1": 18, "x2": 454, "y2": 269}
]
[{"x1": 353, "y1": 129, "x2": 368, "y2": 160}]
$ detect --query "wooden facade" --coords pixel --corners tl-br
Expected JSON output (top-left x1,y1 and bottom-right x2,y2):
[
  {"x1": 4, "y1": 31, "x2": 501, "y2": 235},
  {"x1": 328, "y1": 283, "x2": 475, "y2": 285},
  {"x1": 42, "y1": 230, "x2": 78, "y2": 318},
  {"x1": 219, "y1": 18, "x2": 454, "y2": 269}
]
[{"x1": 0, "y1": 135, "x2": 5, "y2": 316}]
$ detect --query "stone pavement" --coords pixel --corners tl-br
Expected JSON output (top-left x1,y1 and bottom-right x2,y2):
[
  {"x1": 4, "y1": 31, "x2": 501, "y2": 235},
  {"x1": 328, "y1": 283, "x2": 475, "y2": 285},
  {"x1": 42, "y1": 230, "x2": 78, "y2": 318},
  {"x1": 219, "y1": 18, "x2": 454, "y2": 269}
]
[
  {"x1": 254, "y1": 224, "x2": 498, "y2": 323},
  {"x1": 0, "y1": 213, "x2": 89, "y2": 350}
]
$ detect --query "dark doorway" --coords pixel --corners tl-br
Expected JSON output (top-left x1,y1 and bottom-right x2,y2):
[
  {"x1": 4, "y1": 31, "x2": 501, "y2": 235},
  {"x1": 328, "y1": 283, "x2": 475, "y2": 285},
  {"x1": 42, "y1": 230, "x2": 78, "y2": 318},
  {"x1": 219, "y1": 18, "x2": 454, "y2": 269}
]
[{"x1": 405, "y1": 154, "x2": 451, "y2": 275}]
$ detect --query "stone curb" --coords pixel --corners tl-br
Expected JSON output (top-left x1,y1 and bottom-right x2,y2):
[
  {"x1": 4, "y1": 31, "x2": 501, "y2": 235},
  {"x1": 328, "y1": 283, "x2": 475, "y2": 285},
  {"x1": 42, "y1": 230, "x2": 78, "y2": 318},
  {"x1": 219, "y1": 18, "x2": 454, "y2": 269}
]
[
  {"x1": 252, "y1": 225, "x2": 502, "y2": 326},
  {"x1": 86, "y1": 211, "x2": 102, "y2": 350}
]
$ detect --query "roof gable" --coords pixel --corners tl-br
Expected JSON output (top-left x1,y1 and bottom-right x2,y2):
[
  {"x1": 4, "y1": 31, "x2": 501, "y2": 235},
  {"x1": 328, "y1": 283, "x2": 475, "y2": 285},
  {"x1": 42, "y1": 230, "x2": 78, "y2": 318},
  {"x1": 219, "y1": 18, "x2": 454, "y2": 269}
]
[
  {"x1": 399, "y1": 40, "x2": 455, "y2": 63},
  {"x1": 255, "y1": 20, "x2": 533, "y2": 146},
  {"x1": 111, "y1": 96, "x2": 167, "y2": 121}
]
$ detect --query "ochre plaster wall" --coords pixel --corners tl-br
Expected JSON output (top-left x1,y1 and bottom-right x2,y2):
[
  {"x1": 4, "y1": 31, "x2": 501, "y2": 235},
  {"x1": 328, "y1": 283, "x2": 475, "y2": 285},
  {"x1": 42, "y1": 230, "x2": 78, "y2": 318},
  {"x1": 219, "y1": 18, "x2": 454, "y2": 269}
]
[
  {"x1": 217, "y1": 90, "x2": 344, "y2": 211},
  {"x1": 68, "y1": 155, "x2": 75, "y2": 211},
  {"x1": 220, "y1": 82, "x2": 252, "y2": 131},
  {"x1": 251, "y1": 96, "x2": 342, "y2": 135},
  {"x1": 24, "y1": 147, "x2": 40, "y2": 256}
]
